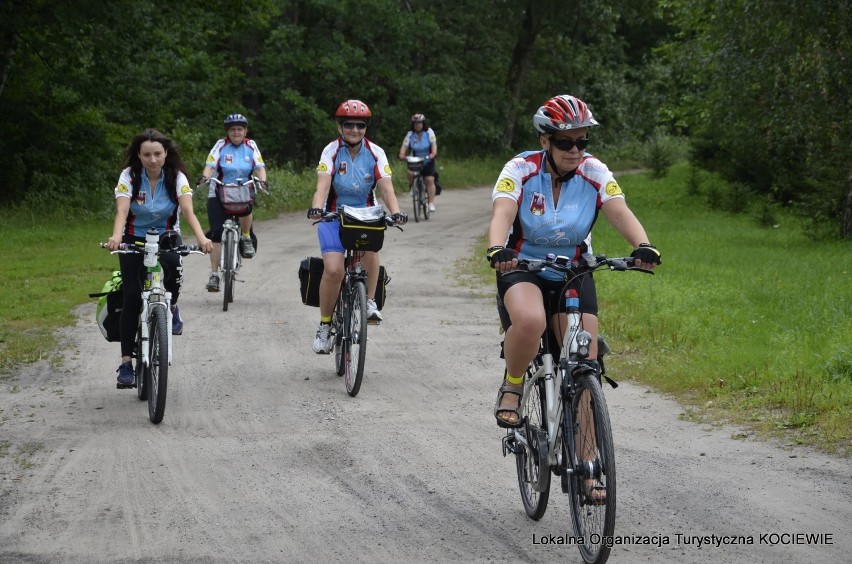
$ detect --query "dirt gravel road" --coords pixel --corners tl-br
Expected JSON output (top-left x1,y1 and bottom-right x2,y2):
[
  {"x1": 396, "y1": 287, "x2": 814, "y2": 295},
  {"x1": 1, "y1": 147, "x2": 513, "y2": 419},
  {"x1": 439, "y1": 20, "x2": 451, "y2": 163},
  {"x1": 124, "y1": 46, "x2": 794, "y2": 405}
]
[{"x1": 1, "y1": 186, "x2": 850, "y2": 563}]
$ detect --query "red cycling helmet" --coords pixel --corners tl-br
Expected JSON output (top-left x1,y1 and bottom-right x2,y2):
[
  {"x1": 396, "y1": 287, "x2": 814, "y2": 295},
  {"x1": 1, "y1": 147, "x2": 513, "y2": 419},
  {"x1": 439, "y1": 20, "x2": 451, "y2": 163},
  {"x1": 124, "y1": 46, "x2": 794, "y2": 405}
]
[
  {"x1": 335, "y1": 100, "x2": 372, "y2": 123},
  {"x1": 533, "y1": 95, "x2": 599, "y2": 134}
]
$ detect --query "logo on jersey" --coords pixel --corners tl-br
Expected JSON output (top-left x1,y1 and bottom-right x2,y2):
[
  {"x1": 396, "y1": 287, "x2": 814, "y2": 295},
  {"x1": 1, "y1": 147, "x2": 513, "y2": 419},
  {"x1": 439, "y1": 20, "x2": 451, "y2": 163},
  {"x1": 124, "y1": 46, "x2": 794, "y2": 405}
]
[
  {"x1": 135, "y1": 193, "x2": 147, "y2": 205},
  {"x1": 530, "y1": 192, "x2": 546, "y2": 216},
  {"x1": 206, "y1": 155, "x2": 215, "y2": 164},
  {"x1": 317, "y1": 162, "x2": 329, "y2": 173},
  {"x1": 338, "y1": 162, "x2": 347, "y2": 175},
  {"x1": 605, "y1": 180, "x2": 622, "y2": 196},
  {"x1": 225, "y1": 154, "x2": 233, "y2": 164},
  {"x1": 383, "y1": 164, "x2": 392, "y2": 176},
  {"x1": 117, "y1": 184, "x2": 130, "y2": 194},
  {"x1": 180, "y1": 185, "x2": 192, "y2": 195},
  {"x1": 496, "y1": 178, "x2": 515, "y2": 193}
]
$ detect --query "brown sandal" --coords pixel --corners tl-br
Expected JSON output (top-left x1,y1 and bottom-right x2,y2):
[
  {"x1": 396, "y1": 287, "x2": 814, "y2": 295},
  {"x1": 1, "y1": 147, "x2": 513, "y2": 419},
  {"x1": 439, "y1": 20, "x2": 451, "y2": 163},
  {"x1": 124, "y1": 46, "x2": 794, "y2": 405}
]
[
  {"x1": 583, "y1": 479, "x2": 607, "y2": 505},
  {"x1": 494, "y1": 381, "x2": 524, "y2": 428}
]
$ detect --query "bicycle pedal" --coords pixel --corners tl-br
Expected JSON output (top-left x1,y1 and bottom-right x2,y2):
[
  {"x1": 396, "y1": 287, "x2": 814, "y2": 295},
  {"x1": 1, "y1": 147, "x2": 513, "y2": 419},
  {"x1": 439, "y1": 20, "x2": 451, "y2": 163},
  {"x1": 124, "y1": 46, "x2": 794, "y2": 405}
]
[
  {"x1": 561, "y1": 472, "x2": 570, "y2": 493},
  {"x1": 116, "y1": 382, "x2": 137, "y2": 390},
  {"x1": 367, "y1": 319, "x2": 381, "y2": 325},
  {"x1": 501, "y1": 434, "x2": 519, "y2": 457}
]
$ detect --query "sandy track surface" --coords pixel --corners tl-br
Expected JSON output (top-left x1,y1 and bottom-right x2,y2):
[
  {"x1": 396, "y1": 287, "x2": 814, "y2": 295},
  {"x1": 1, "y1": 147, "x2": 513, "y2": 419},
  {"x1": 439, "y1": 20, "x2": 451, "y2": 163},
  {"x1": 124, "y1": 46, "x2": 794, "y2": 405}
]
[{"x1": 1, "y1": 186, "x2": 849, "y2": 563}]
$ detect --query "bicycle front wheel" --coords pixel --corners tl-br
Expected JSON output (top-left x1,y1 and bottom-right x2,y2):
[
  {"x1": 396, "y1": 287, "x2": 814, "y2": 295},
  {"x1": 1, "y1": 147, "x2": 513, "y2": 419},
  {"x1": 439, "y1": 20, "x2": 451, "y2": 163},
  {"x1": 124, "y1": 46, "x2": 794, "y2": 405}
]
[
  {"x1": 411, "y1": 180, "x2": 421, "y2": 223},
  {"x1": 566, "y1": 374, "x2": 616, "y2": 564},
  {"x1": 344, "y1": 280, "x2": 368, "y2": 396},
  {"x1": 222, "y1": 230, "x2": 235, "y2": 311},
  {"x1": 147, "y1": 306, "x2": 169, "y2": 424},
  {"x1": 516, "y1": 375, "x2": 551, "y2": 519},
  {"x1": 417, "y1": 177, "x2": 429, "y2": 220},
  {"x1": 334, "y1": 302, "x2": 345, "y2": 377}
]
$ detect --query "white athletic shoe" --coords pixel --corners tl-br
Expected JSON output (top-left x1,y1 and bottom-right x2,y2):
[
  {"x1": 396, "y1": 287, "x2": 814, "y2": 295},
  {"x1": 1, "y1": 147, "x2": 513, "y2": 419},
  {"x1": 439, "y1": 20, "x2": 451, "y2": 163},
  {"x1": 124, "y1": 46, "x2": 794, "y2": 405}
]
[
  {"x1": 366, "y1": 299, "x2": 382, "y2": 321},
  {"x1": 312, "y1": 323, "x2": 333, "y2": 354}
]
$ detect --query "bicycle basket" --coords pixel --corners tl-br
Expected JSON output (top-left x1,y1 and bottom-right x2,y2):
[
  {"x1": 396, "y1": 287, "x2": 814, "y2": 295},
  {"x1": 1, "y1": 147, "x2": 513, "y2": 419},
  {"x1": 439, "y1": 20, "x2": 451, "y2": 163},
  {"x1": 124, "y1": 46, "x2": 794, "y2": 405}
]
[
  {"x1": 217, "y1": 182, "x2": 257, "y2": 215},
  {"x1": 406, "y1": 157, "x2": 425, "y2": 172},
  {"x1": 338, "y1": 205, "x2": 386, "y2": 252}
]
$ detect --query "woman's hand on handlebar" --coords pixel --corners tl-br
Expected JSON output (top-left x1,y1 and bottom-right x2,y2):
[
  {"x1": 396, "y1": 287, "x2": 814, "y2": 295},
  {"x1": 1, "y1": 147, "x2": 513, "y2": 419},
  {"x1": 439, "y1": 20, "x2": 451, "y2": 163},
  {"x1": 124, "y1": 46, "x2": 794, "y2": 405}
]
[
  {"x1": 307, "y1": 207, "x2": 324, "y2": 220},
  {"x1": 197, "y1": 236, "x2": 213, "y2": 254},
  {"x1": 106, "y1": 235, "x2": 123, "y2": 252},
  {"x1": 390, "y1": 212, "x2": 408, "y2": 225},
  {"x1": 487, "y1": 245, "x2": 518, "y2": 273}
]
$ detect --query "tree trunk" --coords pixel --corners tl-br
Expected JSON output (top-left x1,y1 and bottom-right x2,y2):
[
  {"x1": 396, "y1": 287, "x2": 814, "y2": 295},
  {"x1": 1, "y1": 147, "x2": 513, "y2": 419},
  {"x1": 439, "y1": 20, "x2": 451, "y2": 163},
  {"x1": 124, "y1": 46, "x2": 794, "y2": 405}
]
[
  {"x1": 842, "y1": 168, "x2": 852, "y2": 238},
  {"x1": 501, "y1": 1, "x2": 542, "y2": 150},
  {"x1": 0, "y1": 33, "x2": 18, "y2": 99}
]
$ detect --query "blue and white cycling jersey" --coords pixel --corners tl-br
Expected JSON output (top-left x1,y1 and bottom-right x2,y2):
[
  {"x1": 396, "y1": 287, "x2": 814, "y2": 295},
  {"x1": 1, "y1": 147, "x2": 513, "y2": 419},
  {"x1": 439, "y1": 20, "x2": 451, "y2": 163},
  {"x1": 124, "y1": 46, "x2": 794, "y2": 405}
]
[
  {"x1": 401, "y1": 128, "x2": 436, "y2": 158},
  {"x1": 316, "y1": 138, "x2": 393, "y2": 212},
  {"x1": 492, "y1": 150, "x2": 625, "y2": 280},
  {"x1": 114, "y1": 168, "x2": 193, "y2": 237},
  {"x1": 203, "y1": 138, "x2": 265, "y2": 197}
]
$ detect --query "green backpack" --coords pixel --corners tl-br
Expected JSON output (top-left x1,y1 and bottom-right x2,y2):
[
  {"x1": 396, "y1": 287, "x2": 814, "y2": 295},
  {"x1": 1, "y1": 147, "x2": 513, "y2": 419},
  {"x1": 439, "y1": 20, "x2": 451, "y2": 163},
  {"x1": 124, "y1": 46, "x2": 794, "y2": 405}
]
[{"x1": 89, "y1": 271, "x2": 123, "y2": 342}]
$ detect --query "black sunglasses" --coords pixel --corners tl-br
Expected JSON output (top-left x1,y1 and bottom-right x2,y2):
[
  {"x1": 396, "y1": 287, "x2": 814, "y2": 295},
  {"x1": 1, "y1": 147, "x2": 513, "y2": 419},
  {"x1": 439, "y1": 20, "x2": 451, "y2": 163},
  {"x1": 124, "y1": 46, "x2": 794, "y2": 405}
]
[
  {"x1": 342, "y1": 122, "x2": 367, "y2": 130},
  {"x1": 550, "y1": 137, "x2": 589, "y2": 151}
]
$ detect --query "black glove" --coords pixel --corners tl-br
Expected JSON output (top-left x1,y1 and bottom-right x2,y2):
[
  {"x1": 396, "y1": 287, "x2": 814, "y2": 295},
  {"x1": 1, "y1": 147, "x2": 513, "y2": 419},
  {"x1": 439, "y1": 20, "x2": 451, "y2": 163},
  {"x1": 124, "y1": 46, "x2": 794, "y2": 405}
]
[
  {"x1": 307, "y1": 207, "x2": 323, "y2": 219},
  {"x1": 630, "y1": 243, "x2": 662, "y2": 265},
  {"x1": 196, "y1": 175, "x2": 210, "y2": 187},
  {"x1": 486, "y1": 245, "x2": 517, "y2": 267},
  {"x1": 391, "y1": 212, "x2": 408, "y2": 225},
  {"x1": 258, "y1": 180, "x2": 268, "y2": 191}
]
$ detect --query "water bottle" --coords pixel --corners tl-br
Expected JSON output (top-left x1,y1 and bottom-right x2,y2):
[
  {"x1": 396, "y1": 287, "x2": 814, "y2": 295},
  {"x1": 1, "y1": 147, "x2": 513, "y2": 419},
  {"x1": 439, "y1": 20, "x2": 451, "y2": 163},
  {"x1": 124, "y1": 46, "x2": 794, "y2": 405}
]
[{"x1": 144, "y1": 230, "x2": 159, "y2": 267}]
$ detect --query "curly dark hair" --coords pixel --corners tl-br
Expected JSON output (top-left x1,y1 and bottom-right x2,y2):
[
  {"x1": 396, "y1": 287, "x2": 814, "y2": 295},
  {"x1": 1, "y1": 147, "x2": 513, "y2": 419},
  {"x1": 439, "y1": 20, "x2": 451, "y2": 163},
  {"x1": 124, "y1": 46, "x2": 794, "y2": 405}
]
[{"x1": 123, "y1": 128, "x2": 189, "y2": 202}]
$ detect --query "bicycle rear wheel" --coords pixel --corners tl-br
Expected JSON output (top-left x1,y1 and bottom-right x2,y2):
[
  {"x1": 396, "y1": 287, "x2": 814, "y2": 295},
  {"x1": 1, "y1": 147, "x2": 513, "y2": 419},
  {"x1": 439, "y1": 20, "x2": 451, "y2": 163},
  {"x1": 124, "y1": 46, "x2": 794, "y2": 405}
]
[
  {"x1": 344, "y1": 280, "x2": 368, "y2": 396},
  {"x1": 418, "y1": 177, "x2": 429, "y2": 220},
  {"x1": 411, "y1": 180, "x2": 421, "y2": 223},
  {"x1": 147, "y1": 306, "x2": 169, "y2": 424},
  {"x1": 516, "y1": 375, "x2": 551, "y2": 519},
  {"x1": 222, "y1": 230, "x2": 235, "y2": 311},
  {"x1": 135, "y1": 324, "x2": 147, "y2": 401},
  {"x1": 566, "y1": 374, "x2": 616, "y2": 564}
]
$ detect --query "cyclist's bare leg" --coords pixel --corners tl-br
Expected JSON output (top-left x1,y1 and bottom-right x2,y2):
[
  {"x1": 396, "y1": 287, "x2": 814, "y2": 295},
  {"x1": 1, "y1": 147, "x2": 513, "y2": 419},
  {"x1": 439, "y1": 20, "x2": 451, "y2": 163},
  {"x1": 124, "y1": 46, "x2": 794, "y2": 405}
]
[
  {"x1": 209, "y1": 243, "x2": 222, "y2": 273},
  {"x1": 425, "y1": 176, "x2": 437, "y2": 204},
  {"x1": 406, "y1": 170, "x2": 414, "y2": 187},
  {"x1": 238, "y1": 214, "x2": 252, "y2": 236},
  {"x1": 577, "y1": 312, "x2": 603, "y2": 499},
  {"x1": 361, "y1": 251, "x2": 379, "y2": 300},
  {"x1": 319, "y1": 252, "x2": 345, "y2": 318},
  {"x1": 499, "y1": 282, "x2": 547, "y2": 424}
]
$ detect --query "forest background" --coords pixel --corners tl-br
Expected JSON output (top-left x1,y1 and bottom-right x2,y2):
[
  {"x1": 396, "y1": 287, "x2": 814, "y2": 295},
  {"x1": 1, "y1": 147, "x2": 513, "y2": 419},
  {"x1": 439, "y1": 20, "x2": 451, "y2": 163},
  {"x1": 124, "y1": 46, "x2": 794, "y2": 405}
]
[{"x1": 1, "y1": 0, "x2": 849, "y2": 238}]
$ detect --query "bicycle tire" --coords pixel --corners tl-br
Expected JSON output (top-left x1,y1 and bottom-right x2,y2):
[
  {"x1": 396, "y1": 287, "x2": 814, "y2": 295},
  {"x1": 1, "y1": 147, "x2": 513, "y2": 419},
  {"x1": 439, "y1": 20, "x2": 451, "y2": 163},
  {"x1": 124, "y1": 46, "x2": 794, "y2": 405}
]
[
  {"x1": 411, "y1": 180, "x2": 421, "y2": 223},
  {"x1": 344, "y1": 280, "x2": 368, "y2": 396},
  {"x1": 417, "y1": 177, "x2": 429, "y2": 221},
  {"x1": 222, "y1": 229, "x2": 236, "y2": 311},
  {"x1": 516, "y1": 375, "x2": 551, "y2": 519},
  {"x1": 135, "y1": 324, "x2": 147, "y2": 401},
  {"x1": 566, "y1": 374, "x2": 616, "y2": 564},
  {"x1": 334, "y1": 301, "x2": 346, "y2": 377},
  {"x1": 147, "y1": 306, "x2": 169, "y2": 424}
]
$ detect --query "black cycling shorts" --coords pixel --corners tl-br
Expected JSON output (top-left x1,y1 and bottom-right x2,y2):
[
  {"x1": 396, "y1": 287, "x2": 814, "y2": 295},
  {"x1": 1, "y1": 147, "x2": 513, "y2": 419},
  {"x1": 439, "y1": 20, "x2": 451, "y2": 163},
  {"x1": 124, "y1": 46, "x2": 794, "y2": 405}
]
[{"x1": 495, "y1": 269, "x2": 598, "y2": 332}]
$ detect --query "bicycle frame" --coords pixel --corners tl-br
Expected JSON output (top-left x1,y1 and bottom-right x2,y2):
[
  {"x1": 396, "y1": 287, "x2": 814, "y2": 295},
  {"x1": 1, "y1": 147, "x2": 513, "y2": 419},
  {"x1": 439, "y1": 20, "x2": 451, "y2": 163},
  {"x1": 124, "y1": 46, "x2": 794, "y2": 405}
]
[
  {"x1": 511, "y1": 299, "x2": 585, "y2": 478},
  {"x1": 220, "y1": 218, "x2": 242, "y2": 274},
  {"x1": 138, "y1": 230, "x2": 174, "y2": 368}
]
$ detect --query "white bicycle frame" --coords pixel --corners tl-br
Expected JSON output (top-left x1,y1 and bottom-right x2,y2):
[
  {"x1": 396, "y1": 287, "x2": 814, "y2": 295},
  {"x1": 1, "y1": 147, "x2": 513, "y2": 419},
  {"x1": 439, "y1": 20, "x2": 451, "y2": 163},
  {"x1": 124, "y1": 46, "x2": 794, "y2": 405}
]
[
  {"x1": 219, "y1": 218, "x2": 242, "y2": 275},
  {"x1": 139, "y1": 232, "x2": 174, "y2": 367}
]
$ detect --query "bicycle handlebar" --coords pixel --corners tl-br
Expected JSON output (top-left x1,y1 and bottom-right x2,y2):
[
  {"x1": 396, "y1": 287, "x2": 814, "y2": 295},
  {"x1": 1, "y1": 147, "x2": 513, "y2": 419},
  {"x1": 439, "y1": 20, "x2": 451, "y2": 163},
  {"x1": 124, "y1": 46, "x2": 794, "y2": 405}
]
[
  {"x1": 202, "y1": 175, "x2": 269, "y2": 194},
  {"x1": 314, "y1": 209, "x2": 404, "y2": 230},
  {"x1": 517, "y1": 253, "x2": 655, "y2": 277},
  {"x1": 100, "y1": 242, "x2": 205, "y2": 256}
]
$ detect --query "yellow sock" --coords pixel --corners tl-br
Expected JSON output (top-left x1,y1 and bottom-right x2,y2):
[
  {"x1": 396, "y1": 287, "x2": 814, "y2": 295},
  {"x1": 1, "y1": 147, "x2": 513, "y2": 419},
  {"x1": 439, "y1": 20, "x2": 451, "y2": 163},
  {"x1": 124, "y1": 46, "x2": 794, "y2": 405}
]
[
  {"x1": 505, "y1": 371, "x2": 524, "y2": 386},
  {"x1": 242, "y1": 231, "x2": 250, "y2": 238},
  {"x1": 320, "y1": 316, "x2": 332, "y2": 324}
]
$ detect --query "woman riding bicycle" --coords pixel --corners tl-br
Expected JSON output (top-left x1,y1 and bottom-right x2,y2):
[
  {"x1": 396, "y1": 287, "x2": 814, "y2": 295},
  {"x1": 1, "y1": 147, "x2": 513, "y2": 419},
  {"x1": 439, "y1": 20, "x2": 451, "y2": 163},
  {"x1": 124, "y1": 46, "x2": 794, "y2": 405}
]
[
  {"x1": 106, "y1": 129, "x2": 213, "y2": 387},
  {"x1": 486, "y1": 94, "x2": 662, "y2": 428},
  {"x1": 307, "y1": 99, "x2": 407, "y2": 354},
  {"x1": 398, "y1": 113, "x2": 438, "y2": 212},
  {"x1": 199, "y1": 113, "x2": 268, "y2": 292}
]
